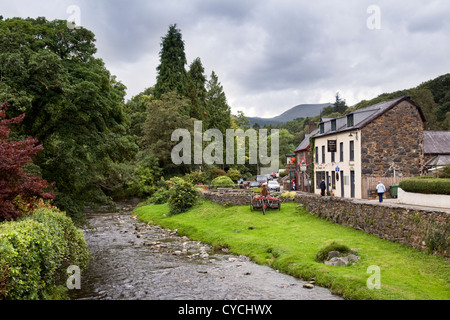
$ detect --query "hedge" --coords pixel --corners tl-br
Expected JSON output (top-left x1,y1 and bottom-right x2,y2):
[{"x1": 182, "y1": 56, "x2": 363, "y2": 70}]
[
  {"x1": 399, "y1": 177, "x2": 450, "y2": 196},
  {"x1": 0, "y1": 208, "x2": 90, "y2": 300}
]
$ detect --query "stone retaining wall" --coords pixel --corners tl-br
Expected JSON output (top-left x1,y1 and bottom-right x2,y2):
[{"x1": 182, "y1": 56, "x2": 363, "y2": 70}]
[
  {"x1": 294, "y1": 192, "x2": 448, "y2": 257},
  {"x1": 200, "y1": 189, "x2": 449, "y2": 257},
  {"x1": 200, "y1": 189, "x2": 253, "y2": 206}
]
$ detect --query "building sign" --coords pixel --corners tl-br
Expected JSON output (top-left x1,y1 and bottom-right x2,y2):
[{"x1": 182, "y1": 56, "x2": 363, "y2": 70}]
[{"x1": 328, "y1": 140, "x2": 337, "y2": 152}]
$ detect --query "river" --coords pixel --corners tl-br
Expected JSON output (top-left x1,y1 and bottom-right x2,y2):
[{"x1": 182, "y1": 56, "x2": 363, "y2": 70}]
[{"x1": 69, "y1": 203, "x2": 342, "y2": 300}]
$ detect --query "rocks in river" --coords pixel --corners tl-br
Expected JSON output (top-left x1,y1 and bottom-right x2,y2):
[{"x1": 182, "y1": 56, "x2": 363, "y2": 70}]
[{"x1": 323, "y1": 250, "x2": 360, "y2": 266}]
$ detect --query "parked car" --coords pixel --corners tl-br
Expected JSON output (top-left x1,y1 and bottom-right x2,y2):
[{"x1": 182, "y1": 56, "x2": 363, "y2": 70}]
[
  {"x1": 249, "y1": 181, "x2": 260, "y2": 189},
  {"x1": 267, "y1": 180, "x2": 280, "y2": 192},
  {"x1": 256, "y1": 175, "x2": 268, "y2": 186}
]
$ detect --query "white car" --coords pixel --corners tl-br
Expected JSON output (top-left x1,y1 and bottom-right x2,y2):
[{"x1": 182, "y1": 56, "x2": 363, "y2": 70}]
[{"x1": 267, "y1": 180, "x2": 280, "y2": 192}]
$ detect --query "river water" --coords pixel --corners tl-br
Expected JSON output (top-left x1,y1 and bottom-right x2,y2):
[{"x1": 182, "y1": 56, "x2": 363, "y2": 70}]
[{"x1": 69, "y1": 203, "x2": 342, "y2": 300}]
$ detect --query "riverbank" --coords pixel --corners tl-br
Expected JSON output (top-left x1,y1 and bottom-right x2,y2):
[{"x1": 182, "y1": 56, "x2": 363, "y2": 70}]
[{"x1": 134, "y1": 200, "x2": 450, "y2": 300}]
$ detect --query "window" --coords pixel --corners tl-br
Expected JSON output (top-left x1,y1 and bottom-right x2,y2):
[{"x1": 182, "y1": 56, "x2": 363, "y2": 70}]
[
  {"x1": 349, "y1": 140, "x2": 355, "y2": 161},
  {"x1": 347, "y1": 114, "x2": 354, "y2": 127},
  {"x1": 331, "y1": 151, "x2": 335, "y2": 163},
  {"x1": 319, "y1": 123, "x2": 325, "y2": 134},
  {"x1": 331, "y1": 119, "x2": 336, "y2": 131},
  {"x1": 322, "y1": 146, "x2": 325, "y2": 163},
  {"x1": 340, "y1": 142, "x2": 344, "y2": 162},
  {"x1": 315, "y1": 147, "x2": 319, "y2": 164}
]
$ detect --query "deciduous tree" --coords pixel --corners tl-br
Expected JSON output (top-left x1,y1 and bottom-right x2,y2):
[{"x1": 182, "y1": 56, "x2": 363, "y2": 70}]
[{"x1": 0, "y1": 103, "x2": 54, "y2": 221}]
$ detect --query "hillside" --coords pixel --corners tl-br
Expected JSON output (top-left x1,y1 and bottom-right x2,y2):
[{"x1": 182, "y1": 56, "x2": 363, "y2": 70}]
[
  {"x1": 351, "y1": 73, "x2": 450, "y2": 130},
  {"x1": 247, "y1": 103, "x2": 332, "y2": 126}
]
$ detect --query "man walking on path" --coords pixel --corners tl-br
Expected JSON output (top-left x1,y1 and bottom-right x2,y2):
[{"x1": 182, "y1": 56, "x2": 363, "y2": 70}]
[{"x1": 376, "y1": 181, "x2": 386, "y2": 203}]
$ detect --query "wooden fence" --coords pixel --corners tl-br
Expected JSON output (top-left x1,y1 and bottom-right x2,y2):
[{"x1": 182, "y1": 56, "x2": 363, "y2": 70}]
[{"x1": 362, "y1": 176, "x2": 411, "y2": 199}]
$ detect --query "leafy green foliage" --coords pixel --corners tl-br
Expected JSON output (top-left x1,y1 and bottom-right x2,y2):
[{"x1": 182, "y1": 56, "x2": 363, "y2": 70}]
[
  {"x1": 399, "y1": 177, "x2": 450, "y2": 195},
  {"x1": 0, "y1": 17, "x2": 137, "y2": 219},
  {"x1": 0, "y1": 207, "x2": 89, "y2": 299},
  {"x1": 226, "y1": 168, "x2": 241, "y2": 182},
  {"x1": 140, "y1": 91, "x2": 194, "y2": 172},
  {"x1": 167, "y1": 177, "x2": 199, "y2": 215},
  {"x1": 211, "y1": 175, "x2": 235, "y2": 189}
]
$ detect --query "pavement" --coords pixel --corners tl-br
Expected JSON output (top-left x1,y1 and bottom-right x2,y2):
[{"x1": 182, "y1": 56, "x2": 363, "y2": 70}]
[{"x1": 352, "y1": 198, "x2": 450, "y2": 214}]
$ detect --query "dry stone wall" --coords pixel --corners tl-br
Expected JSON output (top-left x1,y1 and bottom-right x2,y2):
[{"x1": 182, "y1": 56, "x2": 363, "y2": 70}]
[{"x1": 200, "y1": 189, "x2": 449, "y2": 257}]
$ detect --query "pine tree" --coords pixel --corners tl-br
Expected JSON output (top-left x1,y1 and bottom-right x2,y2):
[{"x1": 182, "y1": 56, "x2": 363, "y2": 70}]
[
  {"x1": 205, "y1": 71, "x2": 231, "y2": 133},
  {"x1": 187, "y1": 57, "x2": 207, "y2": 121},
  {"x1": 154, "y1": 24, "x2": 188, "y2": 98}
]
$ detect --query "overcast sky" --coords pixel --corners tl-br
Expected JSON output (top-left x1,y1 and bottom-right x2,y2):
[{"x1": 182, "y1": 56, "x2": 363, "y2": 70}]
[{"x1": 2, "y1": 0, "x2": 450, "y2": 118}]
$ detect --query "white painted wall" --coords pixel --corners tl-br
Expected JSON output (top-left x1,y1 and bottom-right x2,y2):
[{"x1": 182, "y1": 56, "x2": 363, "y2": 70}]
[
  {"x1": 398, "y1": 188, "x2": 450, "y2": 209},
  {"x1": 313, "y1": 130, "x2": 362, "y2": 199}
]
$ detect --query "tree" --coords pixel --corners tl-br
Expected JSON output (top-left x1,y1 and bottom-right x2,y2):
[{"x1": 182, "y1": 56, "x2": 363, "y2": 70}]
[
  {"x1": 333, "y1": 93, "x2": 348, "y2": 114},
  {"x1": 0, "y1": 103, "x2": 54, "y2": 221},
  {"x1": 0, "y1": 17, "x2": 137, "y2": 218},
  {"x1": 140, "y1": 91, "x2": 194, "y2": 174},
  {"x1": 154, "y1": 24, "x2": 188, "y2": 99},
  {"x1": 205, "y1": 71, "x2": 232, "y2": 133},
  {"x1": 187, "y1": 57, "x2": 207, "y2": 121}
]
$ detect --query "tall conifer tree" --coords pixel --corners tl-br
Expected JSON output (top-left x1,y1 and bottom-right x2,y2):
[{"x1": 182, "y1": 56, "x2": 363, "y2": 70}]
[
  {"x1": 187, "y1": 57, "x2": 207, "y2": 121},
  {"x1": 154, "y1": 24, "x2": 188, "y2": 98}
]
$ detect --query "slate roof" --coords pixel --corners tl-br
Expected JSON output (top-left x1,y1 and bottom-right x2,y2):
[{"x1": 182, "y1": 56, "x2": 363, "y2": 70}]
[
  {"x1": 315, "y1": 96, "x2": 426, "y2": 138},
  {"x1": 424, "y1": 131, "x2": 450, "y2": 154},
  {"x1": 294, "y1": 129, "x2": 319, "y2": 152}
]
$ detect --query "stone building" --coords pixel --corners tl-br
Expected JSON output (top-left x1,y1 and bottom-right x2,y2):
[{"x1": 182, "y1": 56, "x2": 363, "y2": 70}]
[
  {"x1": 312, "y1": 96, "x2": 426, "y2": 199},
  {"x1": 294, "y1": 128, "x2": 319, "y2": 192},
  {"x1": 423, "y1": 131, "x2": 450, "y2": 170}
]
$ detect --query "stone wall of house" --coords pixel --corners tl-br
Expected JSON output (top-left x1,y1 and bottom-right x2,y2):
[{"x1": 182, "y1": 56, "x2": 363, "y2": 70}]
[
  {"x1": 361, "y1": 100, "x2": 425, "y2": 177},
  {"x1": 200, "y1": 189, "x2": 449, "y2": 257}
]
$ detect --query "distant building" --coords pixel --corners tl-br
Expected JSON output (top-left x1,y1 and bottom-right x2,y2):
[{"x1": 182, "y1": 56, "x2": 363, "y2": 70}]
[
  {"x1": 312, "y1": 96, "x2": 425, "y2": 199},
  {"x1": 294, "y1": 128, "x2": 319, "y2": 192},
  {"x1": 423, "y1": 131, "x2": 450, "y2": 170}
]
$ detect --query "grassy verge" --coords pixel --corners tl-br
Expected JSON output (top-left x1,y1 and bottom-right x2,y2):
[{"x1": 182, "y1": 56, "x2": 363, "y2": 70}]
[{"x1": 134, "y1": 200, "x2": 449, "y2": 300}]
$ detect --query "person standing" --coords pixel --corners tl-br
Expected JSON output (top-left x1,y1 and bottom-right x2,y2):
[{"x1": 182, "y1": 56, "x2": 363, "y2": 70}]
[
  {"x1": 320, "y1": 180, "x2": 326, "y2": 196},
  {"x1": 376, "y1": 181, "x2": 386, "y2": 203}
]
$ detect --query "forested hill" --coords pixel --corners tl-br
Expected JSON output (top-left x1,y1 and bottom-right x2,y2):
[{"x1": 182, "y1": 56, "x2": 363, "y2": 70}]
[
  {"x1": 247, "y1": 103, "x2": 332, "y2": 126},
  {"x1": 350, "y1": 73, "x2": 450, "y2": 130}
]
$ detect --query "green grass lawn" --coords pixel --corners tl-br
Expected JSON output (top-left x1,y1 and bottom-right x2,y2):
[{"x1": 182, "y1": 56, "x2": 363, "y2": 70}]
[{"x1": 134, "y1": 200, "x2": 449, "y2": 300}]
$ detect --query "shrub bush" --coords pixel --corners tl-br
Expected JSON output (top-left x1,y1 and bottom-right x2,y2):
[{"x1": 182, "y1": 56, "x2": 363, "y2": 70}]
[
  {"x1": 146, "y1": 188, "x2": 170, "y2": 204},
  {"x1": 211, "y1": 176, "x2": 235, "y2": 189},
  {"x1": 0, "y1": 208, "x2": 90, "y2": 300},
  {"x1": 399, "y1": 177, "x2": 450, "y2": 195},
  {"x1": 226, "y1": 168, "x2": 241, "y2": 182},
  {"x1": 183, "y1": 171, "x2": 208, "y2": 185},
  {"x1": 167, "y1": 179, "x2": 199, "y2": 216}
]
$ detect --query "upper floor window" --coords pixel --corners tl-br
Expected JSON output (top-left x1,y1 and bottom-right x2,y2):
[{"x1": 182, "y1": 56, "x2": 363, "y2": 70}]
[
  {"x1": 319, "y1": 123, "x2": 325, "y2": 134},
  {"x1": 315, "y1": 147, "x2": 319, "y2": 164},
  {"x1": 331, "y1": 119, "x2": 336, "y2": 131},
  {"x1": 349, "y1": 140, "x2": 355, "y2": 161},
  {"x1": 347, "y1": 114, "x2": 354, "y2": 127},
  {"x1": 322, "y1": 146, "x2": 326, "y2": 163}
]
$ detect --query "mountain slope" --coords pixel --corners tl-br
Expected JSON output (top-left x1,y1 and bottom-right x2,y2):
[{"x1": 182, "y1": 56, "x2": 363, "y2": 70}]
[{"x1": 247, "y1": 103, "x2": 332, "y2": 126}]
